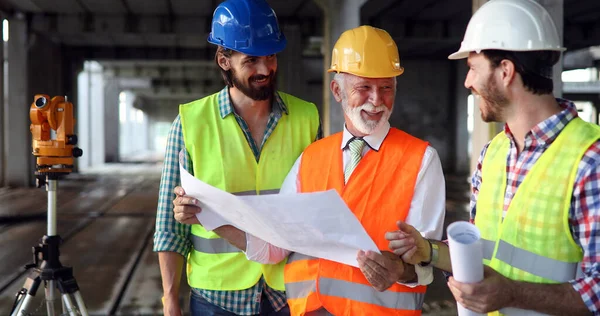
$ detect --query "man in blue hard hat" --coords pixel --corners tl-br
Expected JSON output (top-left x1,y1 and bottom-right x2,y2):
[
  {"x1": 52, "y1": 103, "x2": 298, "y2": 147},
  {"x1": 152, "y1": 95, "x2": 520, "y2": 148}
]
[{"x1": 153, "y1": 0, "x2": 321, "y2": 315}]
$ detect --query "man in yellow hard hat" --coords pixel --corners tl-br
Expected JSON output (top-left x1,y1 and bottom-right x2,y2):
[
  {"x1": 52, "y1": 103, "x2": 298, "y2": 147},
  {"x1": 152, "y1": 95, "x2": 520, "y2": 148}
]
[
  {"x1": 387, "y1": 0, "x2": 600, "y2": 315},
  {"x1": 173, "y1": 25, "x2": 447, "y2": 316}
]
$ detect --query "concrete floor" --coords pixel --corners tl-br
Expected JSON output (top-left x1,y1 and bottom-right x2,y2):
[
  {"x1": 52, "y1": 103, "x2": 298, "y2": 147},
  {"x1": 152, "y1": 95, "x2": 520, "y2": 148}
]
[{"x1": 0, "y1": 163, "x2": 469, "y2": 315}]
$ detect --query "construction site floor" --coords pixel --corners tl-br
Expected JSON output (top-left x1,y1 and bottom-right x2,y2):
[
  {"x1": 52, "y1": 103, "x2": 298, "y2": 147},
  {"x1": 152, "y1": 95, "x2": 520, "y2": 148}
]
[{"x1": 0, "y1": 163, "x2": 469, "y2": 315}]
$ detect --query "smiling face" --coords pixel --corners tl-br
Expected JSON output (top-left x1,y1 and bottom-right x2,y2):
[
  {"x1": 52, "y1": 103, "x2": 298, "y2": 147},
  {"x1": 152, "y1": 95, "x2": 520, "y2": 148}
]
[
  {"x1": 332, "y1": 73, "x2": 396, "y2": 136},
  {"x1": 219, "y1": 51, "x2": 278, "y2": 100},
  {"x1": 465, "y1": 53, "x2": 510, "y2": 122}
]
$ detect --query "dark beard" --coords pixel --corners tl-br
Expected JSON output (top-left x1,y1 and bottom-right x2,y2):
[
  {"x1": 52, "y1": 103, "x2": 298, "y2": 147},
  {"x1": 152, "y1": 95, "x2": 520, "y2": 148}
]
[
  {"x1": 231, "y1": 69, "x2": 277, "y2": 101},
  {"x1": 479, "y1": 74, "x2": 509, "y2": 122}
]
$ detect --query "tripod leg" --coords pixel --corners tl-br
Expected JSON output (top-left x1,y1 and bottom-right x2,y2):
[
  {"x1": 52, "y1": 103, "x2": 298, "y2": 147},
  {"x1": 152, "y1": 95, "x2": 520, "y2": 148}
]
[
  {"x1": 46, "y1": 280, "x2": 57, "y2": 316},
  {"x1": 11, "y1": 274, "x2": 42, "y2": 316},
  {"x1": 73, "y1": 291, "x2": 89, "y2": 316},
  {"x1": 61, "y1": 293, "x2": 79, "y2": 316}
]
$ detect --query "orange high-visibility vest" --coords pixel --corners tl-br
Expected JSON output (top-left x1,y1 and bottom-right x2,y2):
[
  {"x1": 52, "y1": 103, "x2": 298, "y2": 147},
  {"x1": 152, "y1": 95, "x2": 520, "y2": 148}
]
[{"x1": 285, "y1": 128, "x2": 429, "y2": 316}]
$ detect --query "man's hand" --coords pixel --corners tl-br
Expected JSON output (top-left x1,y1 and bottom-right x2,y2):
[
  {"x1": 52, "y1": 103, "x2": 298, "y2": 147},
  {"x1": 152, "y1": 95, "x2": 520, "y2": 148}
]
[
  {"x1": 172, "y1": 186, "x2": 201, "y2": 225},
  {"x1": 385, "y1": 221, "x2": 430, "y2": 265},
  {"x1": 448, "y1": 265, "x2": 515, "y2": 313},
  {"x1": 162, "y1": 296, "x2": 183, "y2": 316},
  {"x1": 357, "y1": 250, "x2": 406, "y2": 292}
]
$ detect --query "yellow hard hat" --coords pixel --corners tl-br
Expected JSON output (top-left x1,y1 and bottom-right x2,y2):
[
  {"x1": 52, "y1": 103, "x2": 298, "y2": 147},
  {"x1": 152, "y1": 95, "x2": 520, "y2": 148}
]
[{"x1": 328, "y1": 25, "x2": 404, "y2": 78}]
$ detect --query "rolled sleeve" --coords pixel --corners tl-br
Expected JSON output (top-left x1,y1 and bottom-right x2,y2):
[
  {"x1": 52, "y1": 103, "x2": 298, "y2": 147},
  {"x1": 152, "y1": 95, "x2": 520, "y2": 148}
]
[{"x1": 153, "y1": 115, "x2": 192, "y2": 258}]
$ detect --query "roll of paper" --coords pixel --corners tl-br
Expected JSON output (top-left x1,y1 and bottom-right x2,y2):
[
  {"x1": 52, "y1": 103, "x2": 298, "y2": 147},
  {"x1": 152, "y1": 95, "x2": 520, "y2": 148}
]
[{"x1": 447, "y1": 221, "x2": 485, "y2": 316}]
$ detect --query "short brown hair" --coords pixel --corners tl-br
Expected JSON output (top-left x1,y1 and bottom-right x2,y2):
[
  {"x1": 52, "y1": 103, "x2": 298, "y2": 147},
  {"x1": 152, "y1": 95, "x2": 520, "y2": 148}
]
[
  {"x1": 215, "y1": 46, "x2": 235, "y2": 87},
  {"x1": 483, "y1": 50, "x2": 560, "y2": 95}
]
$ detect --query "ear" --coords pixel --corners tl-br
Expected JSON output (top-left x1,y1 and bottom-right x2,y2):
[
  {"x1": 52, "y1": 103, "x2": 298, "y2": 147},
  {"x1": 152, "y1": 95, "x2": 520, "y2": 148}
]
[
  {"x1": 330, "y1": 79, "x2": 343, "y2": 103},
  {"x1": 218, "y1": 54, "x2": 231, "y2": 71},
  {"x1": 498, "y1": 59, "x2": 516, "y2": 87}
]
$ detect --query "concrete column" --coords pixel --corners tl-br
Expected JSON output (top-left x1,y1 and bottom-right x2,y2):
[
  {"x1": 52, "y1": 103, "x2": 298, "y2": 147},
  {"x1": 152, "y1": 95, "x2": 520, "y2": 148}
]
[
  {"x1": 534, "y1": 0, "x2": 563, "y2": 97},
  {"x1": 104, "y1": 78, "x2": 120, "y2": 162},
  {"x1": 0, "y1": 18, "x2": 4, "y2": 186},
  {"x1": 466, "y1": 0, "x2": 503, "y2": 174},
  {"x1": 77, "y1": 61, "x2": 105, "y2": 170},
  {"x1": 6, "y1": 13, "x2": 31, "y2": 187},
  {"x1": 314, "y1": 0, "x2": 367, "y2": 135},
  {"x1": 278, "y1": 23, "x2": 305, "y2": 99},
  {"x1": 454, "y1": 62, "x2": 471, "y2": 175}
]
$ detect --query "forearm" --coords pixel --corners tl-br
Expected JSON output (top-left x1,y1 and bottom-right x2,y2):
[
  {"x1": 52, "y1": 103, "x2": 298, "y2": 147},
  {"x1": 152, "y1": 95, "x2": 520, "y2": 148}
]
[
  {"x1": 214, "y1": 225, "x2": 247, "y2": 251},
  {"x1": 431, "y1": 240, "x2": 453, "y2": 273},
  {"x1": 510, "y1": 281, "x2": 589, "y2": 316},
  {"x1": 158, "y1": 252, "x2": 185, "y2": 299}
]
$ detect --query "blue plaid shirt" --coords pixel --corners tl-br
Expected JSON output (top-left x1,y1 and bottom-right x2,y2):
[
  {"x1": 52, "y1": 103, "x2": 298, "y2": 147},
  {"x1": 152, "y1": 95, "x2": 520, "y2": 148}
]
[{"x1": 153, "y1": 87, "x2": 320, "y2": 315}]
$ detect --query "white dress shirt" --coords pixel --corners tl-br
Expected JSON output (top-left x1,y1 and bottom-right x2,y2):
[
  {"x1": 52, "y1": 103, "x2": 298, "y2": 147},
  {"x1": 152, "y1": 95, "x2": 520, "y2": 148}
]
[{"x1": 245, "y1": 121, "x2": 446, "y2": 286}]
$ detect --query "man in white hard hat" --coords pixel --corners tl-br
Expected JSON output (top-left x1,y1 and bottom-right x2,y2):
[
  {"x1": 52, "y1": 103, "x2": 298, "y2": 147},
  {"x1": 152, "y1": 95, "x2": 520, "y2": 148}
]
[{"x1": 386, "y1": 0, "x2": 600, "y2": 315}]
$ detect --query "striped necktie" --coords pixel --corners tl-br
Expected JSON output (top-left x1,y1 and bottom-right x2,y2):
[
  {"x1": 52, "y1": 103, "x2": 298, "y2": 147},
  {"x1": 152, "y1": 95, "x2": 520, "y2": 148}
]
[{"x1": 344, "y1": 138, "x2": 366, "y2": 183}]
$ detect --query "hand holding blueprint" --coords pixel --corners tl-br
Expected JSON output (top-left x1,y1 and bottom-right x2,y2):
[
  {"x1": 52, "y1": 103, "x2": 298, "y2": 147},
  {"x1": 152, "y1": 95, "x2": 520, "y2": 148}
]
[{"x1": 179, "y1": 157, "x2": 379, "y2": 268}]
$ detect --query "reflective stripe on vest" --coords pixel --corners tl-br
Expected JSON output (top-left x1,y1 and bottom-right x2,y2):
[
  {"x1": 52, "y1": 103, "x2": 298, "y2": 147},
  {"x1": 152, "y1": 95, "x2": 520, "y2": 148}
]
[
  {"x1": 233, "y1": 189, "x2": 280, "y2": 196},
  {"x1": 287, "y1": 253, "x2": 317, "y2": 263},
  {"x1": 481, "y1": 238, "x2": 495, "y2": 260},
  {"x1": 321, "y1": 278, "x2": 423, "y2": 310},
  {"x1": 286, "y1": 278, "x2": 424, "y2": 310},
  {"x1": 494, "y1": 240, "x2": 577, "y2": 283},
  {"x1": 191, "y1": 235, "x2": 241, "y2": 254}
]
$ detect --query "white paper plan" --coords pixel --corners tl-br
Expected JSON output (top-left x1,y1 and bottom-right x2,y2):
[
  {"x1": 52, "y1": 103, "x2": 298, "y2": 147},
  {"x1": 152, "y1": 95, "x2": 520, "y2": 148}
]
[{"x1": 179, "y1": 158, "x2": 379, "y2": 268}]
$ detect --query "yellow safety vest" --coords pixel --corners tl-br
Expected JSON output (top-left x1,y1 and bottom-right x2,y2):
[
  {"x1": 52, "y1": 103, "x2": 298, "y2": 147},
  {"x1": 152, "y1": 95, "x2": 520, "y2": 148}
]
[
  {"x1": 180, "y1": 90, "x2": 320, "y2": 291},
  {"x1": 476, "y1": 117, "x2": 600, "y2": 316}
]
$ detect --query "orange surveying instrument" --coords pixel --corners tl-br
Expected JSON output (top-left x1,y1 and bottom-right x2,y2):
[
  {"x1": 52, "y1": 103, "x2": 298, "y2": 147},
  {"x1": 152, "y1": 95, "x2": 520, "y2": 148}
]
[
  {"x1": 29, "y1": 94, "x2": 83, "y2": 177},
  {"x1": 11, "y1": 95, "x2": 88, "y2": 316}
]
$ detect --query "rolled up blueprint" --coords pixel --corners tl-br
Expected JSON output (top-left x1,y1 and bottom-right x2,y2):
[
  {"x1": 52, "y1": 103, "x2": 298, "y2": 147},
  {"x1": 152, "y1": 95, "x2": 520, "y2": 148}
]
[{"x1": 447, "y1": 221, "x2": 485, "y2": 316}]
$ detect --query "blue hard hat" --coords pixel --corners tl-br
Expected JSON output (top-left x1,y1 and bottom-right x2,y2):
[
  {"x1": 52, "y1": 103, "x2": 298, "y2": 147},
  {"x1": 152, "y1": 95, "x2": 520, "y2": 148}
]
[{"x1": 207, "y1": 0, "x2": 287, "y2": 56}]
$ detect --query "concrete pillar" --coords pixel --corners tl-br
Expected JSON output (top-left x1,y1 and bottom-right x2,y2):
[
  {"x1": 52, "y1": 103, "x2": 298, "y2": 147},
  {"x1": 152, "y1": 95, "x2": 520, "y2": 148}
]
[
  {"x1": 454, "y1": 63, "x2": 471, "y2": 175},
  {"x1": 0, "y1": 18, "x2": 4, "y2": 186},
  {"x1": 314, "y1": 0, "x2": 367, "y2": 135},
  {"x1": 5, "y1": 13, "x2": 31, "y2": 187},
  {"x1": 466, "y1": 0, "x2": 504, "y2": 174},
  {"x1": 77, "y1": 61, "x2": 105, "y2": 170},
  {"x1": 534, "y1": 0, "x2": 563, "y2": 97},
  {"x1": 104, "y1": 78, "x2": 120, "y2": 162},
  {"x1": 278, "y1": 23, "x2": 305, "y2": 100}
]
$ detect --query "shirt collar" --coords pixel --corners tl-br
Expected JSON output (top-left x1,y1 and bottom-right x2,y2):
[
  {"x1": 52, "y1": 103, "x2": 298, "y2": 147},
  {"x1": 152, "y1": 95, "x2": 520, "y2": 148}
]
[
  {"x1": 503, "y1": 98, "x2": 578, "y2": 147},
  {"x1": 341, "y1": 121, "x2": 391, "y2": 152},
  {"x1": 218, "y1": 86, "x2": 289, "y2": 119}
]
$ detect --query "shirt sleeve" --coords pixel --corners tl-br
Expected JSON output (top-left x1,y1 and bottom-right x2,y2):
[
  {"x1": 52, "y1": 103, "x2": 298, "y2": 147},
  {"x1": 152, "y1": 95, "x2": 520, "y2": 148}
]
[
  {"x1": 470, "y1": 142, "x2": 490, "y2": 224},
  {"x1": 153, "y1": 115, "x2": 193, "y2": 258},
  {"x1": 400, "y1": 146, "x2": 446, "y2": 287},
  {"x1": 244, "y1": 155, "x2": 302, "y2": 263},
  {"x1": 568, "y1": 141, "x2": 600, "y2": 314}
]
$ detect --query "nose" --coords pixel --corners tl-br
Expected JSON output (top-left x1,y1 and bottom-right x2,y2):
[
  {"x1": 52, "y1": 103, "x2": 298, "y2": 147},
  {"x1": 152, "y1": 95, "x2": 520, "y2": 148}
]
[
  {"x1": 464, "y1": 69, "x2": 473, "y2": 90},
  {"x1": 369, "y1": 89, "x2": 384, "y2": 106},
  {"x1": 255, "y1": 59, "x2": 270, "y2": 76}
]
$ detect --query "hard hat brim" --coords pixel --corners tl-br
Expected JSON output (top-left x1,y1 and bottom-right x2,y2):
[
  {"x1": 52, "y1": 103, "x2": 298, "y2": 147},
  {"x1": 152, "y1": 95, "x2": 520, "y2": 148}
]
[
  {"x1": 326, "y1": 68, "x2": 404, "y2": 78},
  {"x1": 448, "y1": 47, "x2": 567, "y2": 60},
  {"x1": 207, "y1": 34, "x2": 287, "y2": 57}
]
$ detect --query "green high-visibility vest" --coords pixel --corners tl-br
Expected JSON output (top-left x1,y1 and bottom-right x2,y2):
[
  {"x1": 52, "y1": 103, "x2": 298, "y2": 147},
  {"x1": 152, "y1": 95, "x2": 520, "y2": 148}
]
[
  {"x1": 476, "y1": 117, "x2": 600, "y2": 315},
  {"x1": 180, "y1": 90, "x2": 320, "y2": 291}
]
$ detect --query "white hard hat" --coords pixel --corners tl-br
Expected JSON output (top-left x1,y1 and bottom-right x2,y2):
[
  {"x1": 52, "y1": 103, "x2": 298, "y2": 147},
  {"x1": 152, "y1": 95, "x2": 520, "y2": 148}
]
[{"x1": 448, "y1": 0, "x2": 565, "y2": 60}]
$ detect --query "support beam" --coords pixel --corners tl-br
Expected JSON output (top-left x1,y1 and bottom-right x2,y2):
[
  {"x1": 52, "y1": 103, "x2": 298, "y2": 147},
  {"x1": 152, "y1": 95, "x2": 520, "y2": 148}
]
[
  {"x1": 0, "y1": 18, "x2": 4, "y2": 186},
  {"x1": 535, "y1": 0, "x2": 564, "y2": 97},
  {"x1": 313, "y1": 0, "x2": 367, "y2": 135},
  {"x1": 5, "y1": 13, "x2": 31, "y2": 187}
]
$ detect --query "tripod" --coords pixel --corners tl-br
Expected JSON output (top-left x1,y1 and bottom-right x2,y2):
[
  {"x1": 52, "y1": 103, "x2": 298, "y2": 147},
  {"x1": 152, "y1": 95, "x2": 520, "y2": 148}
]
[{"x1": 10, "y1": 174, "x2": 89, "y2": 316}]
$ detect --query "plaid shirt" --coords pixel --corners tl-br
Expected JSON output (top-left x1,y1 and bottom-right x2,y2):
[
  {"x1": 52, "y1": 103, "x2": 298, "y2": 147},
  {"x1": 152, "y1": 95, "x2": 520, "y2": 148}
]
[
  {"x1": 470, "y1": 99, "x2": 600, "y2": 313},
  {"x1": 153, "y1": 87, "x2": 321, "y2": 315}
]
